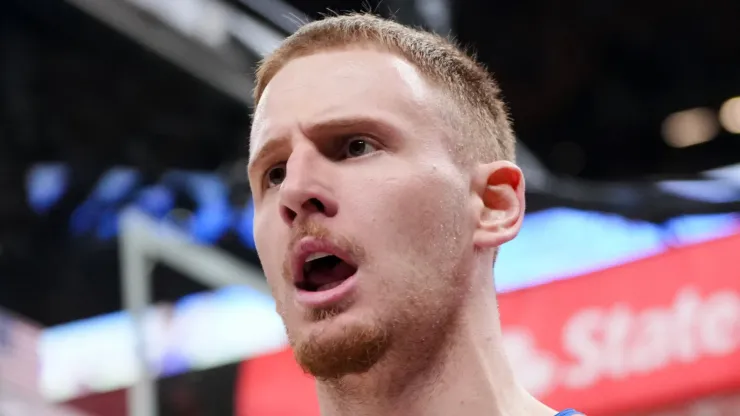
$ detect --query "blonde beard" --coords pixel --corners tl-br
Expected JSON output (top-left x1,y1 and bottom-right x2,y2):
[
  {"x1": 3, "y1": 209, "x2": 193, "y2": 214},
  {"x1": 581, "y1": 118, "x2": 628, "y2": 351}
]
[
  {"x1": 286, "y1": 274, "x2": 465, "y2": 394},
  {"x1": 290, "y1": 309, "x2": 391, "y2": 379}
]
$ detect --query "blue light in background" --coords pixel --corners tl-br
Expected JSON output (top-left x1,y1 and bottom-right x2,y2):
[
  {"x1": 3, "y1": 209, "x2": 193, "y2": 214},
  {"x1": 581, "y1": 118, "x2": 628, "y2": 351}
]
[
  {"x1": 136, "y1": 185, "x2": 175, "y2": 219},
  {"x1": 39, "y1": 285, "x2": 277, "y2": 344},
  {"x1": 665, "y1": 213, "x2": 739, "y2": 244},
  {"x1": 69, "y1": 168, "x2": 140, "y2": 236},
  {"x1": 94, "y1": 186, "x2": 172, "y2": 240},
  {"x1": 26, "y1": 163, "x2": 70, "y2": 214},
  {"x1": 658, "y1": 180, "x2": 740, "y2": 203},
  {"x1": 166, "y1": 172, "x2": 233, "y2": 244},
  {"x1": 38, "y1": 284, "x2": 285, "y2": 402},
  {"x1": 92, "y1": 168, "x2": 141, "y2": 203},
  {"x1": 236, "y1": 200, "x2": 256, "y2": 249},
  {"x1": 190, "y1": 204, "x2": 232, "y2": 243},
  {"x1": 96, "y1": 208, "x2": 121, "y2": 240},
  {"x1": 495, "y1": 208, "x2": 739, "y2": 292},
  {"x1": 495, "y1": 208, "x2": 665, "y2": 291}
]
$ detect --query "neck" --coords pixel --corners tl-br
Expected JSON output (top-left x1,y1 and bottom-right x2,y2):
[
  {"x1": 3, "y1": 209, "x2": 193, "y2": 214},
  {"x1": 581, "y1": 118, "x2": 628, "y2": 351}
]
[{"x1": 314, "y1": 274, "x2": 556, "y2": 416}]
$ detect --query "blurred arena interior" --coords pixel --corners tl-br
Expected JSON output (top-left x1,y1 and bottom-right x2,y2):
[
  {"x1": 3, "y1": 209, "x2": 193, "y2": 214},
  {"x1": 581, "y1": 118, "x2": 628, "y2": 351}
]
[{"x1": 0, "y1": 0, "x2": 739, "y2": 415}]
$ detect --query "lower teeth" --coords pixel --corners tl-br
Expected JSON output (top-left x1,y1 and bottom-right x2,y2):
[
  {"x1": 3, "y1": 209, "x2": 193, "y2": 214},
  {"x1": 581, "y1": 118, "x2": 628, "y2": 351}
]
[{"x1": 318, "y1": 281, "x2": 343, "y2": 291}]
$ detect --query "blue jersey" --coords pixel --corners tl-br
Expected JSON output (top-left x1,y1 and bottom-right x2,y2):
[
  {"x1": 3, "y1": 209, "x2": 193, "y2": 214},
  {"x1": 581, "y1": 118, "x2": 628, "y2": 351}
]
[{"x1": 555, "y1": 410, "x2": 583, "y2": 416}]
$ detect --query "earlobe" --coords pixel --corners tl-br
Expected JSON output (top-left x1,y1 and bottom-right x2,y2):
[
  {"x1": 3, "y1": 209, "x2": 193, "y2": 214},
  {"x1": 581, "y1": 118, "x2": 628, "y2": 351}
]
[{"x1": 472, "y1": 161, "x2": 526, "y2": 249}]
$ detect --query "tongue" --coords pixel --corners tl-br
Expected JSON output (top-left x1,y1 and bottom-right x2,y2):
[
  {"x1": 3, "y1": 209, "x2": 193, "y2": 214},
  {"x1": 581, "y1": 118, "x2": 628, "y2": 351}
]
[{"x1": 308, "y1": 260, "x2": 356, "y2": 290}]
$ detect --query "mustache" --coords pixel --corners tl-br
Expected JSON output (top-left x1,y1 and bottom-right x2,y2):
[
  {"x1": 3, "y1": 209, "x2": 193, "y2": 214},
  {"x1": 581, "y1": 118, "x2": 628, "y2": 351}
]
[{"x1": 282, "y1": 221, "x2": 366, "y2": 280}]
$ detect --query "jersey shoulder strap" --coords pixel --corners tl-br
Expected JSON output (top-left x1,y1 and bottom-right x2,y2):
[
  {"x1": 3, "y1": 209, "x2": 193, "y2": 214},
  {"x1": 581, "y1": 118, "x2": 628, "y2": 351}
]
[{"x1": 554, "y1": 410, "x2": 584, "y2": 416}]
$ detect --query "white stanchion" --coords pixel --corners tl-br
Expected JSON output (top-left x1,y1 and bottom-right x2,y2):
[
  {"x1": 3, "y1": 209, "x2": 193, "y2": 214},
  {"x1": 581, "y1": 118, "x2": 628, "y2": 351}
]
[{"x1": 119, "y1": 209, "x2": 269, "y2": 416}]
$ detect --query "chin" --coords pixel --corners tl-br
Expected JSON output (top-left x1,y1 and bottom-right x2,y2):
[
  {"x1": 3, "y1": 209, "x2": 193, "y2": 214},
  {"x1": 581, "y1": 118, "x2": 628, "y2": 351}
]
[
  {"x1": 289, "y1": 309, "x2": 391, "y2": 379},
  {"x1": 294, "y1": 305, "x2": 369, "y2": 342}
]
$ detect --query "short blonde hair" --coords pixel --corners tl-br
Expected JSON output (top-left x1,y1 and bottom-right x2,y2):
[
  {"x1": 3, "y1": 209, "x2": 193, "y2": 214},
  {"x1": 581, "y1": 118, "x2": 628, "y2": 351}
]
[{"x1": 253, "y1": 13, "x2": 515, "y2": 164}]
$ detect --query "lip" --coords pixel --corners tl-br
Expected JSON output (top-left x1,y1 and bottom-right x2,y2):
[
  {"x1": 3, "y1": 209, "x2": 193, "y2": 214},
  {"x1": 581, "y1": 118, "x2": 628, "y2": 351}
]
[
  {"x1": 291, "y1": 237, "x2": 359, "y2": 308},
  {"x1": 294, "y1": 272, "x2": 359, "y2": 309}
]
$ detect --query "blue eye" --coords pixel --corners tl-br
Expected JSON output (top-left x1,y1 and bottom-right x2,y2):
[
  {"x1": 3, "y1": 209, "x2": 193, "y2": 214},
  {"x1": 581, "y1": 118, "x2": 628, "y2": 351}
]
[
  {"x1": 264, "y1": 163, "x2": 286, "y2": 188},
  {"x1": 345, "y1": 138, "x2": 378, "y2": 158}
]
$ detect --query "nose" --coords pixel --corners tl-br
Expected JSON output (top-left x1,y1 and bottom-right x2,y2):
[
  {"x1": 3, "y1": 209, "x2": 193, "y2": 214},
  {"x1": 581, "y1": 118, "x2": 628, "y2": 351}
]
[{"x1": 278, "y1": 148, "x2": 338, "y2": 226}]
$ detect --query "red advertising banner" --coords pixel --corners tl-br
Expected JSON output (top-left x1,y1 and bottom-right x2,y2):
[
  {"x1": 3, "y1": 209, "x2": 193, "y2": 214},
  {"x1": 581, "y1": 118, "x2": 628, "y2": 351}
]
[
  {"x1": 237, "y1": 233, "x2": 740, "y2": 416},
  {"x1": 238, "y1": 349, "x2": 319, "y2": 416},
  {"x1": 501, "y1": 232, "x2": 740, "y2": 415},
  {"x1": 634, "y1": 393, "x2": 740, "y2": 416}
]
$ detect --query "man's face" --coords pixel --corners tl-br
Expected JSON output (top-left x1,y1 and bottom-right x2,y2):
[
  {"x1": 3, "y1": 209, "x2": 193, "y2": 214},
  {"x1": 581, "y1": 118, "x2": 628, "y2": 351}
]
[{"x1": 249, "y1": 48, "x2": 476, "y2": 379}]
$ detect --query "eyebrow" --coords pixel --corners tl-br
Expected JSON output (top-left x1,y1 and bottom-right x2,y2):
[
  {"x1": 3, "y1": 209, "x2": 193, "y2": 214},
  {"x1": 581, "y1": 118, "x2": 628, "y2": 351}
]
[
  {"x1": 303, "y1": 116, "x2": 398, "y2": 139},
  {"x1": 248, "y1": 138, "x2": 289, "y2": 176},
  {"x1": 248, "y1": 115, "x2": 401, "y2": 175}
]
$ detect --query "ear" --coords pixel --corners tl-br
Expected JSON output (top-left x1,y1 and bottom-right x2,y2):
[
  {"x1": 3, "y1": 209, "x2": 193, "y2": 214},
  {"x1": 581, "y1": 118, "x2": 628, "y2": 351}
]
[{"x1": 472, "y1": 161, "x2": 526, "y2": 249}]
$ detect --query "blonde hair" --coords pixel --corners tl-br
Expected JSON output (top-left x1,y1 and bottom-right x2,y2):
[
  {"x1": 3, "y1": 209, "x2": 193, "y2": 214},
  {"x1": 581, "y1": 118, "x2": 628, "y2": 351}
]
[{"x1": 253, "y1": 13, "x2": 516, "y2": 164}]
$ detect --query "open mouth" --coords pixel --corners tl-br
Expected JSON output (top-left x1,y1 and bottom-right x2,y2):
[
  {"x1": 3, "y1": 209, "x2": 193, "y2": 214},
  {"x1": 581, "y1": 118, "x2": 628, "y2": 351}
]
[{"x1": 296, "y1": 252, "x2": 358, "y2": 292}]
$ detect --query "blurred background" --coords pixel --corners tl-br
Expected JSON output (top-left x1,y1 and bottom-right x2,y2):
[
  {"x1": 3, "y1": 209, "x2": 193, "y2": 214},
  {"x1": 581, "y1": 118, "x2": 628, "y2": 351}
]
[{"x1": 1, "y1": 0, "x2": 739, "y2": 415}]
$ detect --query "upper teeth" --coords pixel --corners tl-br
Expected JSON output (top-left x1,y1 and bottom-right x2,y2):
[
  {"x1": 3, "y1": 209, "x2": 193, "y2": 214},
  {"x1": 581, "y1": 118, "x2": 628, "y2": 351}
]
[{"x1": 305, "y1": 252, "x2": 333, "y2": 263}]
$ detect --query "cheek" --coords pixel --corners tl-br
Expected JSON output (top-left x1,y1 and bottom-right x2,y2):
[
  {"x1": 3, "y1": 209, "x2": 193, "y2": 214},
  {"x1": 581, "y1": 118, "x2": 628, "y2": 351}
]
[
  {"x1": 400, "y1": 184, "x2": 467, "y2": 258},
  {"x1": 347, "y1": 169, "x2": 469, "y2": 258}
]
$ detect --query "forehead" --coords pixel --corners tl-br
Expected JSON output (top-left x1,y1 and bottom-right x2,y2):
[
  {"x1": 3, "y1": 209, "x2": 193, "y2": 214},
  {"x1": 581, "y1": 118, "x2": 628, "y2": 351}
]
[{"x1": 250, "y1": 48, "x2": 442, "y2": 156}]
